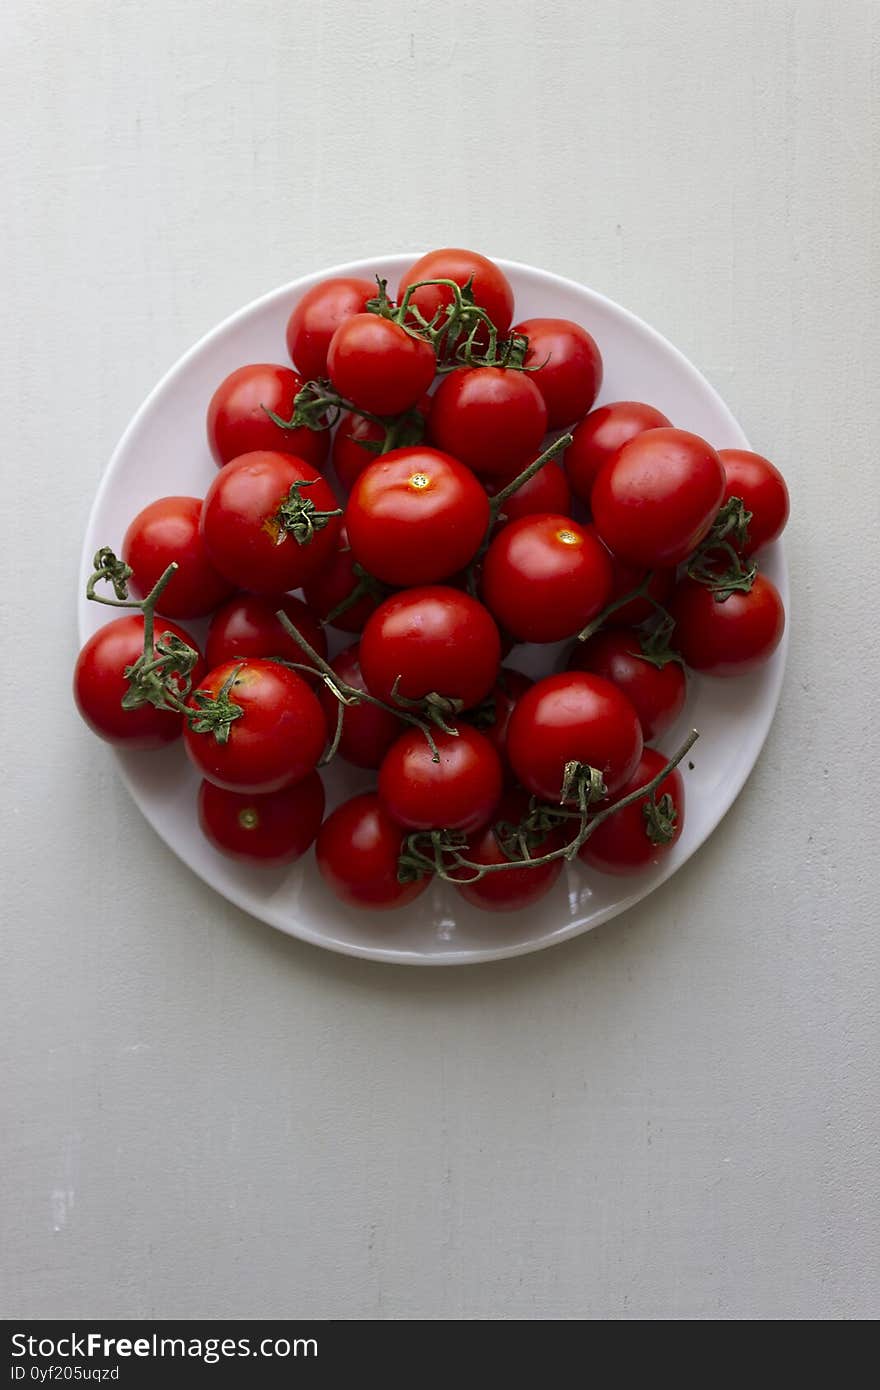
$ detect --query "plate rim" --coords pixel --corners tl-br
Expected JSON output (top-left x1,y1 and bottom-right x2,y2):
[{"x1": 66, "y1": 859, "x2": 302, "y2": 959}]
[{"x1": 78, "y1": 253, "x2": 789, "y2": 966}]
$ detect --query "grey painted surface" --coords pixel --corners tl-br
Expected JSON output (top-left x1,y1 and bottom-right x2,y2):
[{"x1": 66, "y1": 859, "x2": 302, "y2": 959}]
[{"x1": 1, "y1": 0, "x2": 877, "y2": 1319}]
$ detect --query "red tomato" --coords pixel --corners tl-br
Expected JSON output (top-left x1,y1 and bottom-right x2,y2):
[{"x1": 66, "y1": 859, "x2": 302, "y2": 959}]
[
  {"x1": 318, "y1": 644, "x2": 401, "y2": 769},
  {"x1": 198, "y1": 772, "x2": 325, "y2": 866},
  {"x1": 205, "y1": 593, "x2": 327, "y2": 676},
  {"x1": 481, "y1": 515, "x2": 613, "y2": 643},
  {"x1": 579, "y1": 748, "x2": 685, "y2": 875},
  {"x1": 73, "y1": 614, "x2": 204, "y2": 748},
  {"x1": 717, "y1": 449, "x2": 790, "y2": 553},
  {"x1": 327, "y1": 315, "x2": 436, "y2": 417},
  {"x1": 397, "y1": 248, "x2": 514, "y2": 340},
  {"x1": 206, "y1": 363, "x2": 329, "y2": 470},
  {"x1": 486, "y1": 458, "x2": 571, "y2": 524},
  {"x1": 184, "y1": 659, "x2": 326, "y2": 793},
  {"x1": 513, "y1": 318, "x2": 603, "y2": 427},
  {"x1": 429, "y1": 367, "x2": 548, "y2": 477},
  {"x1": 359, "y1": 587, "x2": 501, "y2": 709},
  {"x1": 591, "y1": 428, "x2": 726, "y2": 568},
  {"x1": 507, "y1": 672, "x2": 643, "y2": 801},
  {"x1": 286, "y1": 277, "x2": 376, "y2": 380},
  {"x1": 200, "y1": 451, "x2": 342, "y2": 594},
  {"x1": 316, "y1": 792, "x2": 430, "y2": 910},
  {"x1": 379, "y1": 726, "x2": 503, "y2": 833},
  {"x1": 451, "y1": 789, "x2": 566, "y2": 912},
  {"x1": 345, "y1": 447, "x2": 490, "y2": 587},
  {"x1": 332, "y1": 411, "x2": 385, "y2": 492},
  {"x1": 467, "y1": 667, "x2": 533, "y2": 775},
  {"x1": 301, "y1": 526, "x2": 385, "y2": 633},
  {"x1": 603, "y1": 545, "x2": 675, "y2": 626},
  {"x1": 122, "y1": 495, "x2": 234, "y2": 619},
  {"x1": 668, "y1": 574, "x2": 785, "y2": 676},
  {"x1": 568, "y1": 628, "x2": 687, "y2": 741},
  {"x1": 565, "y1": 402, "x2": 671, "y2": 505}
]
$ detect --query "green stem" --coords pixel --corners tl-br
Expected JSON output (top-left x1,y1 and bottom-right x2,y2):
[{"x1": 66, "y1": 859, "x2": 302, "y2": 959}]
[{"x1": 489, "y1": 434, "x2": 573, "y2": 518}]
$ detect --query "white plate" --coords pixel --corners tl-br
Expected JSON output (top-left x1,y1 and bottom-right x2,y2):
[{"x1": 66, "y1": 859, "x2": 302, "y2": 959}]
[{"x1": 78, "y1": 255, "x2": 788, "y2": 965}]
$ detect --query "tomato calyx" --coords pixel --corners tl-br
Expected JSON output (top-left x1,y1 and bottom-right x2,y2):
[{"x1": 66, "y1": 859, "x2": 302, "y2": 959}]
[
  {"x1": 271, "y1": 478, "x2": 343, "y2": 547},
  {"x1": 87, "y1": 546, "x2": 133, "y2": 602},
  {"x1": 388, "y1": 680, "x2": 464, "y2": 737},
  {"x1": 367, "y1": 273, "x2": 536, "y2": 373},
  {"x1": 268, "y1": 376, "x2": 427, "y2": 455},
  {"x1": 186, "y1": 664, "x2": 245, "y2": 745},
  {"x1": 396, "y1": 728, "x2": 698, "y2": 886},
  {"x1": 686, "y1": 497, "x2": 759, "y2": 601}
]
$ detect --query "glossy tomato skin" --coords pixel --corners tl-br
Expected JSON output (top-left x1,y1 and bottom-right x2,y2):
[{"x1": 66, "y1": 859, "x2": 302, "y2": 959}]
[
  {"x1": 286, "y1": 277, "x2": 376, "y2": 380},
  {"x1": 579, "y1": 748, "x2": 685, "y2": 876},
  {"x1": 481, "y1": 515, "x2": 613, "y2": 643},
  {"x1": 379, "y1": 726, "x2": 503, "y2": 833},
  {"x1": 467, "y1": 668, "x2": 533, "y2": 776},
  {"x1": 507, "y1": 671, "x2": 643, "y2": 802},
  {"x1": 205, "y1": 593, "x2": 327, "y2": 676},
  {"x1": 318, "y1": 644, "x2": 401, "y2": 769},
  {"x1": 73, "y1": 614, "x2": 204, "y2": 748},
  {"x1": 397, "y1": 248, "x2": 514, "y2": 340},
  {"x1": 316, "y1": 792, "x2": 430, "y2": 910},
  {"x1": 451, "y1": 789, "x2": 566, "y2": 912},
  {"x1": 429, "y1": 367, "x2": 548, "y2": 477},
  {"x1": 332, "y1": 411, "x2": 385, "y2": 492},
  {"x1": 603, "y1": 544, "x2": 675, "y2": 626},
  {"x1": 122, "y1": 495, "x2": 234, "y2": 618},
  {"x1": 301, "y1": 526, "x2": 385, "y2": 634},
  {"x1": 592, "y1": 428, "x2": 726, "y2": 569},
  {"x1": 197, "y1": 772, "x2": 325, "y2": 866},
  {"x1": 200, "y1": 451, "x2": 341, "y2": 595},
  {"x1": 717, "y1": 449, "x2": 790, "y2": 554},
  {"x1": 564, "y1": 402, "x2": 671, "y2": 505},
  {"x1": 346, "y1": 447, "x2": 490, "y2": 587},
  {"x1": 568, "y1": 628, "x2": 687, "y2": 741},
  {"x1": 359, "y1": 587, "x2": 501, "y2": 709},
  {"x1": 669, "y1": 574, "x2": 785, "y2": 676},
  {"x1": 513, "y1": 317, "x2": 603, "y2": 427},
  {"x1": 327, "y1": 315, "x2": 436, "y2": 417},
  {"x1": 184, "y1": 659, "x2": 326, "y2": 793},
  {"x1": 486, "y1": 458, "x2": 571, "y2": 524},
  {"x1": 206, "y1": 364, "x2": 329, "y2": 470}
]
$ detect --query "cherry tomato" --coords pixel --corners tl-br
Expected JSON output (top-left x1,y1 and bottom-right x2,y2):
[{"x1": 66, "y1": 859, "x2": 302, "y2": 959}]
[
  {"x1": 345, "y1": 447, "x2": 490, "y2": 587},
  {"x1": 122, "y1": 495, "x2": 234, "y2": 619},
  {"x1": 379, "y1": 726, "x2": 503, "y2": 833},
  {"x1": 507, "y1": 672, "x2": 643, "y2": 801},
  {"x1": 592, "y1": 428, "x2": 726, "y2": 568},
  {"x1": 359, "y1": 587, "x2": 501, "y2": 709},
  {"x1": 579, "y1": 748, "x2": 685, "y2": 876},
  {"x1": 513, "y1": 318, "x2": 603, "y2": 427},
  {"x1": 668, "y1": 574, "x2": 785, "y2": 676},
  {"x1": 332, "y1": 411, "x2": 385, "y2": 493},
  {"x1": 184, "y1": 659, "x2": 326, "y2": 793},
  {"x1": 397, "y1": 248, "x2": 514, "y2": 340},
  {"x1": 450, "y1": 789, "x2": 566, "y2": 912},
  {"x1": 429, "y1": 367, "x2": 548, "y2": 477},
  {"x1": 205, "y1": 593, "x2": 327, "y2": 676},
  {"x1": 73, "y1": 615, "x2": 204, "y2": 748},
  {"x1": 717, "y1": 449, "x2": 790, "y2": 553},
  {"x1": 286, "y1": 277, "x2": 376, "y2": 380},
  {"x1": 486, "y1": 458, "x2": 571, "y2": 524},
  {"x1": 206, "y1": 363, "x2": 329, "y2": 470},
  {"x1": 327, "y1": 315, "x2": 436, "y2": 417},
  {"x1": 318, "y1": 644, "x2": 401, "y2": 769},
  {"x1": 198, "y1": 772, "x2": 325, "y2": 866},
  {"x1": 565, "y1": 402, "x2": 672, "y2": 505},
  {"x1": 481, "y1": 515, "x2": 613, "y2": 643},
  {"x1": 301, "y1": 525, "x2": 385, "y2": 633},
  {"x1": 568, "y1": 628, "x2": 687, "y2": 741},
  {"x1": 603, "y1": 545, "x2": 675, "y2": 625},
  {"x1": 466, "y1": 667, "x2": 533, "y2": 777},
  {"x1": 316, "y1": 792, "x2": 430, "y2": 910},
  {"x1": 200, "y1": 451, "x2": 342, "y2": 594}
]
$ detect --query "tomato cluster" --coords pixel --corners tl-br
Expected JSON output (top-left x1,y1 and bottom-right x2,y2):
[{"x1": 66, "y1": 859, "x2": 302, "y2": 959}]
[{"x1": 74, "y1": 249, "x2": 789, "y2": 916}]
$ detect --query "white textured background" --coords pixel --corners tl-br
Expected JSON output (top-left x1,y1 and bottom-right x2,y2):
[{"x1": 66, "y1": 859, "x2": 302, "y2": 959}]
[{"x1": 2, "y1": 0, "x2": 878, "y2": 1320}]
